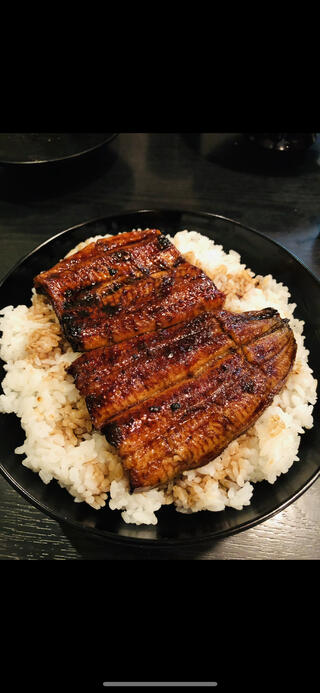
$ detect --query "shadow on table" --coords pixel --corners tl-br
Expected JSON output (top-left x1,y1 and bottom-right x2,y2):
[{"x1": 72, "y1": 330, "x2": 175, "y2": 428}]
[
  {"x1": 0, "y1": 138, "x2": 128, "y2": 203},
  {"x1": 59, "y1": 521, "x2": 221, "y2": 560}
]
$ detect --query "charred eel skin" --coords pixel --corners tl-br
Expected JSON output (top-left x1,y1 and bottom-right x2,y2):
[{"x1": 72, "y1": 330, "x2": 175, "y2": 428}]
[
  {"x1": 70, "y1": 307, "x2": 296, "y2": 490},
  {"x1": 34, "y1": 229, "x2": 225, "y2": 350}
]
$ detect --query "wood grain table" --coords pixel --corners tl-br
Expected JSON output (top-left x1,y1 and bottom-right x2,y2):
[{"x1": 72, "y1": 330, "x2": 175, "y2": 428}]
[{"x1": 1, "y1": 132, "x2": 319, "y2": 560}]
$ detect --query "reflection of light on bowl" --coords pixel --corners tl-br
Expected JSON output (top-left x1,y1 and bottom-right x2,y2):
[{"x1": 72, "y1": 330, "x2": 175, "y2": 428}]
[{"x1": 118, "y1": 524, "x2": 154, "y2": 540}]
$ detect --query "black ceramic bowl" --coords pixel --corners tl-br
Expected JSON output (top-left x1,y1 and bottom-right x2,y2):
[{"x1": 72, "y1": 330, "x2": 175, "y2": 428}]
[
  {"x1": 0, "y1": 133, "x2": 118, "y2": 165},
  {"x1": 0, "y1": 209, "x2": 319, "y2": 546}
]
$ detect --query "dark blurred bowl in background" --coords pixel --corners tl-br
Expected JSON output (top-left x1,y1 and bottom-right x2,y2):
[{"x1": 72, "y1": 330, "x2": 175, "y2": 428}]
[{"x1": 245, "y1": 133, "x2": 317, "y2": 152}]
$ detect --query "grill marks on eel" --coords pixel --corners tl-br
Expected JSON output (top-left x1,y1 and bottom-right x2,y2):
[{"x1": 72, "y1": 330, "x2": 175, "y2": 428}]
[
  {"x1": 34, "y1": 230, "x2": 297, "y2": 491},
  {"x1": 70, "y1": 307, "x2": 297, "y2": 490},
  {"x1": 34, "y1": 229, "x2": 225, "y2": 351},
  {"x1": 61, "y1": 263, "x2": 222, "y2": 351},
  {"x1": 69, "y1": 313, "x2": 235, "y2": 426},
  {"x1": 106, "y1": 352, "x2": 270, "y2": 490}
]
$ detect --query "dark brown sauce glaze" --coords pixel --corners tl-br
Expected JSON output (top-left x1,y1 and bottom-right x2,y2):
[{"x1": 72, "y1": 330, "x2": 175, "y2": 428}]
[
  {"x1": 34, "y1": 229, "x2": 296, "y2": 491},
  {"x1": 101, "y1": 311, "x2": 296, "y2": 489},
  {"x1": 34, "y1": 228, "x2": 224, "y2": 351},
  {"x1": 34, "y1": 229, "x2": 185, "y2": 318},
  {"x1": 69, "y1": 312, "x2": 234, "y2": 426},
  {"x1": 62, "y1": 263, "x2": 224, "y2": 350}
]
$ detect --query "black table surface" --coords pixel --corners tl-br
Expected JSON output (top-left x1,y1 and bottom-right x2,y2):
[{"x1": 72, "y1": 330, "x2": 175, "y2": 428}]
[{"x1": 1, "y1": 132, "x2": 319, "y2": 560}]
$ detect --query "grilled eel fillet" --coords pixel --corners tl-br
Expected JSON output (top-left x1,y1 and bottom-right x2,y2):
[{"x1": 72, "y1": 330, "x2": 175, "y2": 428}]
[
  {"x1": 69, "y1": 307, "x2": 297, "y2": 490},
  {"x1": 34, "y1": 229, "x2": 225, "y2": 350}
]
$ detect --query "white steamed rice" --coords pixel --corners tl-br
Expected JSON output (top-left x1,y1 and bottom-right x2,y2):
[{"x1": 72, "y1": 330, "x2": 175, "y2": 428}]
[{"x1": 0, "y1": 229, "x2": 317, "y2": 525}]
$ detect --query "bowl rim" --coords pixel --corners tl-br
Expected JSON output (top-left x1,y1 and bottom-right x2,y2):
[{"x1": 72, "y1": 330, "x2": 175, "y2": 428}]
[{"x1": 0, "y1": 133, "x2": 118, "y2": 165}]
